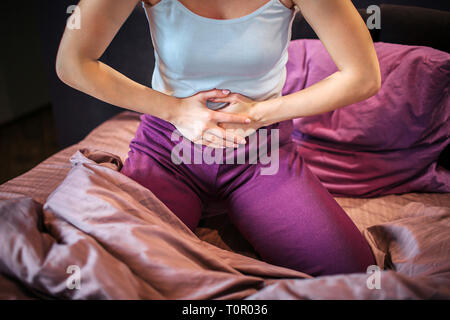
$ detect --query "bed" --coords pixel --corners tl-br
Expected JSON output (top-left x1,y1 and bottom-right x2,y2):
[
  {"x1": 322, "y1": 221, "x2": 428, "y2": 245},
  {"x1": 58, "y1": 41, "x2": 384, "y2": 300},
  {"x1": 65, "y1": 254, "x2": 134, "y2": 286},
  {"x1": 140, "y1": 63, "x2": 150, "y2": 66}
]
[
  {"x1": 0, "y1": 109, "x2": 449, "y2": 299},
  {"x1": 0, "y1": 4, "x2": 449, "y2": 299}
]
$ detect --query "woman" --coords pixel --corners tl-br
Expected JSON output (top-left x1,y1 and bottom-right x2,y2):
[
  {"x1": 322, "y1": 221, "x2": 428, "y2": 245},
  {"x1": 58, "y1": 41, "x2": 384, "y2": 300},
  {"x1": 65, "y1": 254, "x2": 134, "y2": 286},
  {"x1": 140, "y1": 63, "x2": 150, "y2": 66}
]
[{"x1": 56, "y1": 0, "x2": 381, "y2": 277}]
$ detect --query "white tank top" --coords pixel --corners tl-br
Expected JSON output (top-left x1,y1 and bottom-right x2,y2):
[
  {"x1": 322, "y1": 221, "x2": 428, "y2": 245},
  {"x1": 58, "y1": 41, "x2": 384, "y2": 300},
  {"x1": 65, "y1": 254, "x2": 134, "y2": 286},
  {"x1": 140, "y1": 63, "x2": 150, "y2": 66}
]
[{"x1": 142, "y1": 0, "x2": 299, "y2": 101}]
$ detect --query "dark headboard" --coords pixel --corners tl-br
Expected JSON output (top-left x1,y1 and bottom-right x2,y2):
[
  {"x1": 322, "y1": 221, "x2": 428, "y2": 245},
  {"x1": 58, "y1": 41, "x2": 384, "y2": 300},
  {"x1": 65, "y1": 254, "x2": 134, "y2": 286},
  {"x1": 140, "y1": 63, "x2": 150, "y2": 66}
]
[
  {"x1": 38, "y1": 1, "x2": 450, "y2": 148},
  {"x1": 292, "y1": 4, "x2": 450, "y2": 52}
]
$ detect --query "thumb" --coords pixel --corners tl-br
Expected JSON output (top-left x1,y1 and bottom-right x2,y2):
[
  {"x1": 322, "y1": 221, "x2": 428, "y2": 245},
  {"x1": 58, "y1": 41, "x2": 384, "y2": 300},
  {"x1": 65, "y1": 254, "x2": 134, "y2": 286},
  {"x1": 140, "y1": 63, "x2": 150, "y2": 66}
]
[{"x1": 199, "y1": 88, "x2": 231, "y2": 101}]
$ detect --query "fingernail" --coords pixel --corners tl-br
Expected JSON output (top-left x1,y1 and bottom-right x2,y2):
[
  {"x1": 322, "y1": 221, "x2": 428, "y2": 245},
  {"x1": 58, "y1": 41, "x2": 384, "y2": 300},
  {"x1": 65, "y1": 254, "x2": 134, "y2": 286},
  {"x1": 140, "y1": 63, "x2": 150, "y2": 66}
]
[
  {"x1": 240, "y1": 138, "x2": 246, "y2": 144},
  {"x1": 245, "y1": 118, "x2": 251, "y2": 123},
  {"x1": 222, "y1": 89, "x2": 230, "y2": 94}
]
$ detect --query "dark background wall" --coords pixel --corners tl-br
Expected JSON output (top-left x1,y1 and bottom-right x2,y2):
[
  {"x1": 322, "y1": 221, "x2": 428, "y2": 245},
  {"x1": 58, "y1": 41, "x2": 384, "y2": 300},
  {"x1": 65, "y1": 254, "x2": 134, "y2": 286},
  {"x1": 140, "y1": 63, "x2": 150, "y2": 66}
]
[
  {"x1": 0, "y1": 0, "x2": 50, "y2": 125},
  {"x1": 354, "y1": 0, "x2": 449, "y2": 11}
]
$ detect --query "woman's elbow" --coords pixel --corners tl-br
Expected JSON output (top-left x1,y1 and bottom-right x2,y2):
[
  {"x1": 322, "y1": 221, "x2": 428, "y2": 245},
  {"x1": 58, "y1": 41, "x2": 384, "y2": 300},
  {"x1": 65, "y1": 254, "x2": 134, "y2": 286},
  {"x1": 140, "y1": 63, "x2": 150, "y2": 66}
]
[
  {"x1": 358, "y1": 68, "x2": 381, "y2": 100},
  {"x1": 367, "y1": 71, "x2": 382, "y2": 96},
  {"x1": 55, "y1": 49, "x2": 82, "y2": 87},
  {"x1": 55, "y1": 54, "x2": 73, "y2": 86}
]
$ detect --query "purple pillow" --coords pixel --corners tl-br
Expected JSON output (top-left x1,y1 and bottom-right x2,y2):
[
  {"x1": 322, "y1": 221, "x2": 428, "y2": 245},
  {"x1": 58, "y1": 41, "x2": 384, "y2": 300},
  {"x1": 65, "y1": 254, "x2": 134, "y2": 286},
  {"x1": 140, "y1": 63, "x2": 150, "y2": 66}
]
[{"x1": 283, "y1": 39, "x2": 450, "y2": 197}]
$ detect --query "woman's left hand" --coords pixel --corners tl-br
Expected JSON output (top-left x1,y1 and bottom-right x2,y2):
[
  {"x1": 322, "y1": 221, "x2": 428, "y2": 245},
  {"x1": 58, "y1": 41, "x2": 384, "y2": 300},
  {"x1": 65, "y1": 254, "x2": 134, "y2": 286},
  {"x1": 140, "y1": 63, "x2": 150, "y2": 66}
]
[{"x1": 208, "y1": 93, "x2": 266, "y2": 138}]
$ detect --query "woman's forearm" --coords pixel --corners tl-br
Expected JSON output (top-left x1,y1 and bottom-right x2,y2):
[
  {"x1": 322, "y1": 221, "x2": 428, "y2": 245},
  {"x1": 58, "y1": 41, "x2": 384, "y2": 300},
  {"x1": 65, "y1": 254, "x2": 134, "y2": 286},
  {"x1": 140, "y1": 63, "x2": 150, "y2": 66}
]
[
  {"x1": 251, "y1": 70, "x2": 381, "y2": 126},
  {"x1": 56, "y1": 57, "x2": 181, "y2": 122}
]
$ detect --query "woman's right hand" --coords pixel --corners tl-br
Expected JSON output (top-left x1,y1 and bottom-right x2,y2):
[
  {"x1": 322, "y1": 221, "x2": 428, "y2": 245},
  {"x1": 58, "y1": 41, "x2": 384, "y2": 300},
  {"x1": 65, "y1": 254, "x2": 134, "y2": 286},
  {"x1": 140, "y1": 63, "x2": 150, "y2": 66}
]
[{"x1": 170, "y1": 89, "x2": 252, "y2": 148}]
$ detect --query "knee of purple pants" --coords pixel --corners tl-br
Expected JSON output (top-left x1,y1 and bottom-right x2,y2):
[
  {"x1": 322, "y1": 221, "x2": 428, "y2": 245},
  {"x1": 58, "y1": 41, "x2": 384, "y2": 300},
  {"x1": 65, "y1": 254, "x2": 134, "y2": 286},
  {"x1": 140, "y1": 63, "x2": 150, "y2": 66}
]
[
  {"x1": 239, "y1": 216, "x2": 376, "y2": 277},
  {"x1": 243, "y1": 214, "x2": 376, "y2": 277}
]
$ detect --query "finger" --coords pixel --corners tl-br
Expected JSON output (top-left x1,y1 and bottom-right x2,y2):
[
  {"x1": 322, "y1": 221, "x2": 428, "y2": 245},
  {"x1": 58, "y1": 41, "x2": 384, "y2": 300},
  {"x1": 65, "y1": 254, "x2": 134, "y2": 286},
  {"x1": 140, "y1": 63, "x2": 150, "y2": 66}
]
[
  {"x1": 211, "y1": 93, "x2": 250, "y2": 102},
  {"x1": 202, "y1": 133, "x2": 230, "y2": 148},
  {"x1": 207, "y1": 141, "x2": 233, "y2": 149},
  {"x1": 205, "y1": 141, "x2": 226, "y2": 149},
  {"x1": 208, "y1": 97, "x2": 230, "y2": 103},
  {"x1": 209, "y1": 126, "x2": 247, "y2": 145},
  {"x1": 202, "y1": 131, "x2": 227, "y2": 147},
  {"x1": 192, "y1": 136, "x2": 222, "y2": 148},
  {"x1": 210, "y1": 92, "x2": 241, "y2": 103},
  {"x1": 195, "y1": 134, "x2": 238, "y2": 149},
  {"x1": 208, "y1": 144, "x2": 226, "y2": 149},
  {"x1": 200, "y1": 88, "x2": 231, "y2": 101},
  {"x1": 210, "y1": 111, "x2": 251, "y2": 125},
  {"x1": 203, "y1": 130, "x2": 224, "y2": 145}
]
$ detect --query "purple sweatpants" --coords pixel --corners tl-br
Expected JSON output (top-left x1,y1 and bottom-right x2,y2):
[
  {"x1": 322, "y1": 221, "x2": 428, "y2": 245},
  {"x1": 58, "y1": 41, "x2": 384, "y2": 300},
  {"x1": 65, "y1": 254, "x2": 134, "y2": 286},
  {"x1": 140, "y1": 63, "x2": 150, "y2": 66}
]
[{"x1": 120, "y1": 114, "x2": 376, "y2": 276}]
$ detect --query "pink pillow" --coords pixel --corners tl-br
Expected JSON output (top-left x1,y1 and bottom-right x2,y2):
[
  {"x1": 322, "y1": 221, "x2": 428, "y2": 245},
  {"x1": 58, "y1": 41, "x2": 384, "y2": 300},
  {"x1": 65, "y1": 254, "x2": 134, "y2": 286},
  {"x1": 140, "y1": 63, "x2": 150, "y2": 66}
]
[{"x1": 283, "y1": 39, "x2": 450, "y2": 197}]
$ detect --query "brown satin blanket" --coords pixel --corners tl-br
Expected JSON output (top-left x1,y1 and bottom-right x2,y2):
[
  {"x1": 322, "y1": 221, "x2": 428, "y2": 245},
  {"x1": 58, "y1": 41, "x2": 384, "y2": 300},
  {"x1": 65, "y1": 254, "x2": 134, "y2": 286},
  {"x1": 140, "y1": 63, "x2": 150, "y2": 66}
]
[{"x1": 0, "y1": 111, "x2": 449, "y2": 299}]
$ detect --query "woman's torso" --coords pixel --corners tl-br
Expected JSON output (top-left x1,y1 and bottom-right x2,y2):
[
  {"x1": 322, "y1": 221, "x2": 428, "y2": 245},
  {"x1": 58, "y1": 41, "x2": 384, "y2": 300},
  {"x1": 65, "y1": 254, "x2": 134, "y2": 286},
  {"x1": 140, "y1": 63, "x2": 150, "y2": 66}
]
[{"x1": 142, "y1": 0, "x2": 299, "y2": 101}]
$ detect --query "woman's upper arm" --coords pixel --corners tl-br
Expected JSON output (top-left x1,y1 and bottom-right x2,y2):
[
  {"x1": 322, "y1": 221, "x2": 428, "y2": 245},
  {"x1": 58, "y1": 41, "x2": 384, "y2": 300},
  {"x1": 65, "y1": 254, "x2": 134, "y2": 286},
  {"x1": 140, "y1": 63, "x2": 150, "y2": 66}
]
[
  {"x1": 56, "y1": 0, "x2": 141, "y2": 66},
  {"x1": 292, "y1": 0, "x2": 380, "y2": 86}
]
